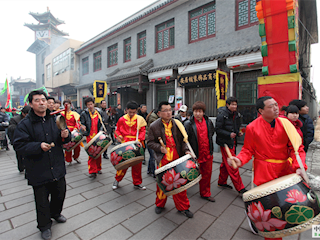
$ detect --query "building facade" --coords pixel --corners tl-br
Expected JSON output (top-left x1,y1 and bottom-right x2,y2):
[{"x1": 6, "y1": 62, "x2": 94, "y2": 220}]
[
  {"x1": 74, "y1": 0, "x2": 317, "y2": 120},
  {"x1": 10, "y1": 77, "x2": 36, "y2": 108}
]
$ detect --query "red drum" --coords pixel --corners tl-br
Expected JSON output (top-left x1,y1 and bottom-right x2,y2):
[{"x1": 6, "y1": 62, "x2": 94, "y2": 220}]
[
  {"x1": 243, "y1": 174, "x2": 320, "y2": 238},
  {"x1": 155, "y1": 154, "x2": 202, "y2": 196},
  {"x1": 110, "y1": 141, "x2": 144, "y2": 170},
  {"x1": 84, "y1": 131, "x2": 112, "y2": 159},
  {"x1": 63, "y1": 129, "x2": 84, "y2": 152}
]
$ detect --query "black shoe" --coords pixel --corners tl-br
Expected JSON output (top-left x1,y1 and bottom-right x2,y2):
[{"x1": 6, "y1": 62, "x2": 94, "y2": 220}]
[
  {"x1": 179, "y1": 209, "x2": 194, "y2": 218},
  {"x1": 218, "y1": 184, "x2": 233, "y2": 190},
  {"x1": 134, "y1": 185, "x2": 146, "y2": 190},
  {"x1": 89, "y1": 173, "x2": 97, "y2": 178},
  {"x1": 97, "y1": 171, "x2": 102, "y2": 174},
  {"x1": 6, "y1": 146, "x2": 9, "y2": 151},
  {"x1": 103, "y1": 155, "x2": 109, "y2": 159},
  {"x1": 238, "y1": 188, "x2": 248, "y2": 195},
  {"x1": 201, "y1": 196, "x2": 216, "y2": 202},
  {"x1": 41, "y1": 229, "x2": 52, "y2": 240},
  {"x1": 142, "y1": 160, "x2": 146, "y2": 165},
  {"x1": 155, "y1": 206, "x2": 164, "y2": 214},
  {"x1": 53, "y1": 214, "x2": 67, "y2": 223}
]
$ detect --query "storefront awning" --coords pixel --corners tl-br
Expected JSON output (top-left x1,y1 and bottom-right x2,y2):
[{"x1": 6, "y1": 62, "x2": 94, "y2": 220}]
[
  {"x1": 226, "y1": 51, "x2": 262, "y2": 68},
  {"x1": 178, "y1": 60, "x2": 218, "y2": 75}
]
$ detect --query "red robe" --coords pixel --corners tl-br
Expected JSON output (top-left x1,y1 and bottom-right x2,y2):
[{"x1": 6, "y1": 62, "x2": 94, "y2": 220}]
[
  {"x1": 61, "y1": 110, "x2": 81, "y2": 163},
  {"x1": 155, "y1": 120, "x2": 190, "y2": 211},
  {"x1": 237, "y1": 116, "x2": 307, "y2": 186},
  {"x1": 114, "y1": 114, "x2": 146, "y2": 185}
]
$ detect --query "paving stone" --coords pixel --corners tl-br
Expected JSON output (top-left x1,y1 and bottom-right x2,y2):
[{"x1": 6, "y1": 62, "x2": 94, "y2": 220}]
[
  {"x1": 217, "y1": 204, "x2": 246, "y2": 227},
  {"x1": 4, "y1": 194, "x2": 34, "y2": 209},
  {"x1": 75, "y1": 202, "x2": 145, "y2": 240},
  {"x1": 57, "y1": 232, "x2": 80, "y2": 240},
  {"x1": 189, "y1": 194, "x2": 212, "y2": 213},
  {"x1": 0, "y1": 202, "x2": 34, "y2": 222},
  {"x1": 0, "y1": 203, "x2": 5, "y2": 211},
  {"x1": 25, "y1": 207, "x2": 105, "y2": 240},
  {"x1": 65, "y1": 174, "x2": 88, "y2": 184},
  {"x1": 163, "y1": 200, "x2": 189, "y2": 225},
  {"x1": 201, "y1": 219, "x2": 236, "y2": 240},
  {"x1": 283, "y1": 233, "x2": 299, "y2": 240},
  {"x1": 146, "y1": 182, "x2": 157, "y2": 191},
  {"x1": 63, "y1": 191, "x2": 121, "y2": 219},
  {"x1": 231, "y1": 194, "x2": 246, "y2": 209},
  {"x1": 80, "y1": 185, "x2": 114, "y2": 199},
  {"x1": 135, "y1": 192, "x2": 156, "y2": 208},
  {"x1": 122, "y1": 205, "x2": 171, "y2": 233},
  {"x1": 63, "y1": 194, "x2": 86, "y2": 208},
  {"x1": 127, "y1": 217, "x2": 178, "y2": 240},
  {"x1": 0, "y1": 221, "x2": 38, "y2": 240},
  {"x1": 0, "y1": 179, "x2": 26, "y2": 191},
  {"x1": 98, "y1": 189, "x2": 152, "y2": 214},
  {"x1": 65, "y1": 181, "x2": 103, "y2": 199},
  {"x1": 164, "y1": 210, "x2": 216, "y2": 240},
  {"x1": 200, "y1": 188, "x2": 238, "y2": 217},
  {"x1": 11, "y1": 210, "x2": 36, "y2": 228},
  {"x1": 231, "y1": 228, "x2": 263, "y2": 240},
  {"x1": 1, "y1": 184, "x2": 32, "y2": 196},
  {"x1": 93, "y1": 224, "x2": 133, "y2": 240},
  {"x1": 0, "y1": 220, "x2": 12, "y2": 234}
]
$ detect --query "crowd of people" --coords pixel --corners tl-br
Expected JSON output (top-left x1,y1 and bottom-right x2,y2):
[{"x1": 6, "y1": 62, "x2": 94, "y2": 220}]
[{"x1": 5, "y1": 88, "x2": 314, "y2": 240}]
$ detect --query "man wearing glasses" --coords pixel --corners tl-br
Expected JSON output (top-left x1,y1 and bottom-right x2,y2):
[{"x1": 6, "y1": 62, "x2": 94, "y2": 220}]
[
  {"x1": 13, "y1": 90, "x2": 70, "y2": 240},
  {"x1": 148, "y1": 101, "x2": 194, "y2": 218}
]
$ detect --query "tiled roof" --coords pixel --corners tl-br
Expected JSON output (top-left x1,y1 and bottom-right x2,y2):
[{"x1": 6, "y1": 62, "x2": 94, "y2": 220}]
[
  {"x1": 148, "y1": 45, "x2": 261, "y2": 73},
  {"x1": 107, "y1": 59, "x2": 154, "y2": 82}
]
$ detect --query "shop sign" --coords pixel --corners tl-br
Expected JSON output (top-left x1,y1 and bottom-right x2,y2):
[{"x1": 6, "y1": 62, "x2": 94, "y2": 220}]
[{"x1": 177, "y1": 70, "x2": 216, "y2": 87}]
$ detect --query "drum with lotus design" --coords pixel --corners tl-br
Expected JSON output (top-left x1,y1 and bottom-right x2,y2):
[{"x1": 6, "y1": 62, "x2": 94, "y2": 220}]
[
  {"x1": 155, "y1": 154, "x2": 202, "y2": 196},
  {"x1": 243, "y1": 173, "x2": 320, "y2": 238},
  {"x1": 84, "y1": 131, "x2": 112, "y2": 159},
  {"x1": 110, "y1": 141, "x2": 144, "y2": 170},
  {"x1": 63, "y1": 129, "x2": 84, "y2": 152}
]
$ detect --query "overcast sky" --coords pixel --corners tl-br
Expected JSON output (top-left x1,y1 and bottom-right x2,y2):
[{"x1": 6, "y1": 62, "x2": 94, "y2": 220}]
[{"x1": 0, "y1": 0, "x2": 319, "y2": 101}]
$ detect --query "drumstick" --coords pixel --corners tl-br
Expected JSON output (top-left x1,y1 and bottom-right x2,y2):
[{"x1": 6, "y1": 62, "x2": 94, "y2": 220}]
[
  {"x1": 158, "y1": 137, "x2": 166, "y2": 148},
  {"x1": 114, "y1": 131, "x2": 123, "y2": 143},
  {"x1": 224, "y1": 144, "x2": 238, "y2": 169},
  {"x1": 50, "y1": 142, "x2": 55, "y2": 147}
]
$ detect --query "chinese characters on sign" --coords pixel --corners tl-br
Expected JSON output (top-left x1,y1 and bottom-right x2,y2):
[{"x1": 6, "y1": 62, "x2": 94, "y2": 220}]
[
  {"x1": 93, "y1": 80, "x2": 107, "y2": 103},
  {"x1": 177, "y1": 71, "x2": 216, "y2": 86},
  {"x1": 215, "y1": 70, "x2": 229, "y2": 108}
]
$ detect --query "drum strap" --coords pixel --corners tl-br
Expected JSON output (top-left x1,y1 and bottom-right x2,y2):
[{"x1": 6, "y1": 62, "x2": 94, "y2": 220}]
[{"x1": 264, "y1": 159, "x2": 288, "y2": 163}]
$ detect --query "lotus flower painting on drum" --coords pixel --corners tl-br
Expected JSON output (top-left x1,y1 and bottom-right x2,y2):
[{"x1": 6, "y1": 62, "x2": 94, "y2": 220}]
[
  {"x1": 85, "y1": 131, "x2": 112, "y2": 159},
  {"x1": 161, "y1": 169, "x2": 187, "y2": 191},
  {"x1": 63, "y1": 129, "x2": 84, "y2": 152}
]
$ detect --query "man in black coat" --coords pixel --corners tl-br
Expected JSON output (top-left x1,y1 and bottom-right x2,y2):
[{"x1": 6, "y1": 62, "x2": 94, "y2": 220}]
[
  {"x1": 184, "y1": 101, "x2": 215, "y2": 202},
  {"x1": 8, "y1": 105, "x2": 31, "y2": 172},
  {"x1": 215, "y1": 97, "x2": 247, "y2": 195},
  {"x1": 13, "y1": 90, "x2": 70, "y2": 240}
]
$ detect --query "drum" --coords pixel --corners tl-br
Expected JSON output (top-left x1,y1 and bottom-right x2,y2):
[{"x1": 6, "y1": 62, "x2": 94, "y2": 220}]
[
  {"x1": 110, "y1": 141, "x2": 144, "y2": 170},
  {"x1": 155, "y1": 154, "x2": 202, "y2": 197},
  {"x1": 84, "y1": 131, "x2": 112, "y2": 159},
  {"x1": 243, "y1": 174, "x2": 320, "y2": 238},
  {"x1": 63, "y1": 129, "x2": 84, "y2": 152}
]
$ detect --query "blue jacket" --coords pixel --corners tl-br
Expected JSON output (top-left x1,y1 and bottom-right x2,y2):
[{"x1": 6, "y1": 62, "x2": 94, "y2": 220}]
[
  {"x1": 299, "y1": 114, "x2": 314, "y2": 152},
  {"x1": 13, "y1": 109, "x2": 71, "y2": 186}
]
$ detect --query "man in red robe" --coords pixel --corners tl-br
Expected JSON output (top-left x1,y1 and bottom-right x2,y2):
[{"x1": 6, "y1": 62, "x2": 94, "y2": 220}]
[
  {"x1": 61, "y1": 99, "x2": 81, "y2": 165},
  {"x1": 148, "y1": 101, "x2": 193, "y2": 218},
  {"x1": 227, "y1": 96, "x2": 307, "y2": 240},
  {"x1": 184, "y1": 101, "x2": 215, "y2": 202},
  {"x1": 80, "y1": 97, "x2": 105, "y2": 178},
  {"x1": 112, "y1": 101, "x2": 147, "y2": 190}
]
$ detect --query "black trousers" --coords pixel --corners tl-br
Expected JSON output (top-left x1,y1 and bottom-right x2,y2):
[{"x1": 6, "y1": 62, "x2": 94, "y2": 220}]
[
  {"x1": 16, "y1": 152, "x2": 24, "y2": 172},
  {"x1": 32, "y1": 177, "x2": 66, "y2": 232}
]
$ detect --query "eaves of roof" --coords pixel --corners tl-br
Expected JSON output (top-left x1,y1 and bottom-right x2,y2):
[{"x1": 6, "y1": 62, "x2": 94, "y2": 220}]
[{"x1": 148, "y1": 45, "x2": 261, "y2": 73}]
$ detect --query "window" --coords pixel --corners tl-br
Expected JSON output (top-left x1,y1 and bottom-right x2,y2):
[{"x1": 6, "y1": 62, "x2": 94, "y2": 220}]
[
  {"x1": 46, "y1": 64, "x2": 51, "y2": 81},
  {"x1": 236, "y1": 0, "x2": 258, "y2": 30},
  {"x1": 189, "y1": 2, "x2": 216, "y2": 43},
  {"x1": 82, "y1": 57, "x2": 89, "y2": 75},
  {"x1": 124, "y1": 38, "x2": 131, "y2": 62},
  {"x1": 156, "y1": 19, "x2": 174, "y2": 52},
  {"x1": 93, "y1": 51, "x2": 102, "y2": 72},
  {"x1": 53, "y1": 48, "x2": 73, "y2": 75},
  {"x1": 108, "y1": 44, "x2": 118, "y2": 67},
  {"x1": 138, "y1": 31, "x2": 146, "y2": 58},
  {"x1": 236, "y1": 82, "x2": 257, "y2": 105}
]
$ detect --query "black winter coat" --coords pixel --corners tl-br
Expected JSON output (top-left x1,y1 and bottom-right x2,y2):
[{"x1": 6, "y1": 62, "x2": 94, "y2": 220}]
[
  {"x1": 8, "y1": 114, "x2": 23, "y2": 143},
  {"x1": 184, "y1": 115, "x2": 214, "y2": 158},
  {"x1": 215, "y1": 106, "x2": 241, "y2": 148},
  {"x1": 299, "y1": 114, "x2": 314, "y2": 152},
  {"x1": 80, "y1": 109, "x2": 105, "y2": 136},
  {"x1": 13, "y1": 109, "x2": 71, "y2": 186}
]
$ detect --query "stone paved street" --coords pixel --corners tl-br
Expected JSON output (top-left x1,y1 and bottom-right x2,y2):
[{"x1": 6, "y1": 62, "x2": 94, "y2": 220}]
[{"x1": 0, "y1": 144, "x2": 316, "y2": 240}]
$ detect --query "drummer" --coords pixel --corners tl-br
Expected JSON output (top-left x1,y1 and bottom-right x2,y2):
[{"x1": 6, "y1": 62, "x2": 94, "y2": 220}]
[
  {"x1": 148, "y1": 101, "x2": 194, "y2": 218},
  {"x1": 227, "y1": 96, "x2": 307, "y2": 240},
  {"x1": 112, "y1": 101, "x2": 147, "y2": 190},
  {"x1": 80, "y1": 97, "x2": 105, "y2": 179},
  {"x1": 61, "y1": 99, "x2": 81, "y2": 165}
]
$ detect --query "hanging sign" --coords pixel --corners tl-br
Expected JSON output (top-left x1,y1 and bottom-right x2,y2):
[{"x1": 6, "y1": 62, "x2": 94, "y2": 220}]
[
  {"x1": 215, "y1": 70, "x2": 229, "y2": 108},
  {"x1": 177, "y1": 70, "x2": 216, "y2": 87},
  {"x1": 93, "y1": 80, "x2": 107, "y2": 103}
]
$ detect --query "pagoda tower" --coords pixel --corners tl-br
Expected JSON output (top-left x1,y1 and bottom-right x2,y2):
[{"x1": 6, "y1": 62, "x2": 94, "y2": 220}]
[{"x1": 24, "y1": 8, "x2": 68, "y2": 48}]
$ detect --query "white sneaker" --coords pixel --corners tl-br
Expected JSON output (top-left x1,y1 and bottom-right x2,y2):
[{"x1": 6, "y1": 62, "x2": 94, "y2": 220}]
[
  {"x1": 74, "y1": 158, "x2": 81, "y2": 164},
  {"x1": 112, "y1": 180, "x2": 119, "y2": 190}
]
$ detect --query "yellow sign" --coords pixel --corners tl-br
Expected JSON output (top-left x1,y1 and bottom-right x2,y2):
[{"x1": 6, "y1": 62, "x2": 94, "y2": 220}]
[{"x1": 93, "y1": 80, "x2": 107, "y2": 103}]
